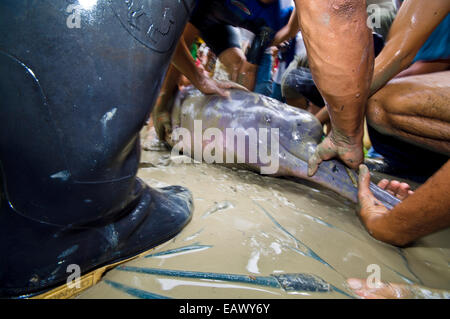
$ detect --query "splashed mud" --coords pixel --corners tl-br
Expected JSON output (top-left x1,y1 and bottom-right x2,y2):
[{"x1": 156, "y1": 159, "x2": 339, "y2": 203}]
[{"x1": 76, "y1": 127, "x2": 450, "y2": 299}]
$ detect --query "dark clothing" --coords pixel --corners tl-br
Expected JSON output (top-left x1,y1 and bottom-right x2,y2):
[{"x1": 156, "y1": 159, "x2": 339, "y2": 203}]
[
  {"x1": 282, "y1": 32, "x2": 385, "y2": 104},
  {"x1": 367, "y1": 125, "x2": 449, "y2": 183},
  {"x1": 283, "y1": 67, "x2": 325, "y2": 106},
  {"x1": 413, "y1": 14, "x2": 450, "y2": 63},
  {"x1": 190, "y1": 0, "x2": 293, "y2": 64},
  {"x1": 194, "y1": 24, "x2": 242, "y2": 57}
]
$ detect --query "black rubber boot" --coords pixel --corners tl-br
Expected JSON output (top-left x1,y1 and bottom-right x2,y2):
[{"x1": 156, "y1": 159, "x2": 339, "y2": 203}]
[{"x1": 0, "y1": 0, "x2": 196, "y2": 298}]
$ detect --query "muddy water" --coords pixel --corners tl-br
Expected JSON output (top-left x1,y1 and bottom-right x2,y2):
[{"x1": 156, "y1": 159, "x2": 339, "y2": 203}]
[{"x1": 77, "y1": 128, "x2": 450, "y2": 299}]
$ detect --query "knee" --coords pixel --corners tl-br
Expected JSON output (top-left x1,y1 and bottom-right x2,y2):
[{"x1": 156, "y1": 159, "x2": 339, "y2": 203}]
[
  {"x1": 367, "y1": 85, "x2": 410, "y2": 125},
  {"x1": 366, "y1": 95, "x2": 391, "y2": 132}
]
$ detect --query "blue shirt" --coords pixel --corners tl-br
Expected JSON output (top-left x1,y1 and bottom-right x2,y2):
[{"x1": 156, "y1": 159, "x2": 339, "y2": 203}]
[{"x1": 413, "y1": 13, "x2": 450, "y2": 63}]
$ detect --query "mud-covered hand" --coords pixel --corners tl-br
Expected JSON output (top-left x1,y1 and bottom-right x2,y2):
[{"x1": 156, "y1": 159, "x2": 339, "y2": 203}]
[
  {"x1": 172, "y1": 34, "x2": 248, "y2": 99},
  {"x1": 153, "y1": 77, "x2": 248, "y2": 143},
  {"x1": 152, "y1": 104, "x2": 172, "y2": 143},
  {"x1": 307, "y1": 129, "x2": 364, "y2": 176}
]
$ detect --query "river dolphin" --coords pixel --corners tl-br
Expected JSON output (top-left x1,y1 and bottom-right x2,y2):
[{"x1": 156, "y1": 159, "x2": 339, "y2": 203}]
[{"x1": 168, "y1": 87, "x2": 400, "y2": 209}]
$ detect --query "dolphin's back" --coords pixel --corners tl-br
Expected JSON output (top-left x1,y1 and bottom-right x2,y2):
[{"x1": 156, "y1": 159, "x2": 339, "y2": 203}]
[
  {"x1": 174, "y1": 88, "x2": 323, "y2": 161},
  {"x1": 171, "y1": 87, "x2": 401, "y2": 208}
]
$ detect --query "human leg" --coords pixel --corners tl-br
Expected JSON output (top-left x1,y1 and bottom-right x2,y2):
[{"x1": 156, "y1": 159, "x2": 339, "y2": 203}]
[{"x1": 367, "y1": 71, "x2": 450, "y2": 156}]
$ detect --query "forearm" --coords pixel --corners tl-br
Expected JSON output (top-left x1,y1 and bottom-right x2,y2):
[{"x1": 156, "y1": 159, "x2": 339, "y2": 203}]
[
  {"x1": 370, "y1": 0, "x2": 450, "y2": 95},
  {"x1": 315, "y1": 106, "x2": 330, "y2": 124},
  {"x1": 295, "y1": 0, "x2": 373, "y2": 140},
  {"x1": 272, "y1": 7, "x2": 300, "y2": 47},
  {"x1": 395, "y1": 59, "x2": 450, "y2": 79},
  {"x1": 377, "y1": 161, "x2": 450, "y2": 246},
  {"x1": 171, "y1": 36, "x2": 204, "y2": 88},
  {"x1": 154, "y1": 64, "x2": 180, "y2": 112}
]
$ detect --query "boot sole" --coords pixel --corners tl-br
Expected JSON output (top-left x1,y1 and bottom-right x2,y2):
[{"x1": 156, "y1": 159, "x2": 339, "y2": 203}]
[
  {"x1": 31, "y1": 248, "x2": 154, "y2": 299},
  {"x1": 23, "y1": 185, "x2": 193, "y2": 299}
]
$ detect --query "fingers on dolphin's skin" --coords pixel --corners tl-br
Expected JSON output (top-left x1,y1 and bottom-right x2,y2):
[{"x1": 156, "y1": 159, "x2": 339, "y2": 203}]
[
  {"x1": 346, "y1": 278, "x2": 383, "y2": 299},
  {"x1": 346, "y1": 278, "x2": 387, "y2": 299},
  {"x1": 307, "y1": 151, "x2": 323, "y2": 177},
  {"x1": 347, "y1": 278, "x2": 409, "y2": 299},
  {"x1": 398, "y1": 182, "x2": 413, "y2": 199},
  {"x1": 215, "y1": 80, "x2": 248, "y2": 99},
  {"x1": 205, "y1": 80, "x2": 227, "y2": 98},
  {"x1": 388, "y1": 181, "x2": 413, "y2": 200},
  {"x1": 377, "y1": 179, "x2": 390, "y2": 190},
  {"x1": 377, "y1": 179, "x2": 414, "y2": 200},
  {"x1": 204, "y1": 79, "x2": 248, "y2": 99},
  {"x1": 342, "y1": 155, "x2": 363, "y2": 171},
  {"x1": 224, "y1": 81, "x2": 249, "y2": 92},
  {"x1": 357, "y1": 164, "x2": 373, "y2": 203},
  {"x1": 216, "y1": 87, "x2": 231, "y2": 99},
  {"x1": 307, "y1": 142, "x2": 337, "y2": 176},
  {"x1": 386, "y1": 180, "x2": 401, "y2": 196},
  {"x1": 357, "y1": 164, "x2": 387, "y2": 215}
]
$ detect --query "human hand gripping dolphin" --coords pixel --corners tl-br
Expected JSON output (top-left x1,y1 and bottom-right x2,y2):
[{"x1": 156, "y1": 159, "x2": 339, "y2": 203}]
[
  {"x1": 153, "y1": 31, "x2": 248, "y2": 144},
  {"x1": 307, "y1": 127, "x2": 364, "y2": 177},
  {"x1": 293, "y1": 0, "x2": 372, "y2": 179}
]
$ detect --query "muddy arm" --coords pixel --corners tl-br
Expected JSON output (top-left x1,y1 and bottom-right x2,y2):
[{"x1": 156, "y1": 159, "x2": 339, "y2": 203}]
[{"x1": 294, "y1": 0, "x2": 373, "y2": 144}]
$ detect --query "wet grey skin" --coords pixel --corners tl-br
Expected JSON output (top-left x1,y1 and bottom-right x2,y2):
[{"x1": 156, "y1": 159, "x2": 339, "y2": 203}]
[{"x1": 170, "y1": 88, "x2": 401, "y2": 208}]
